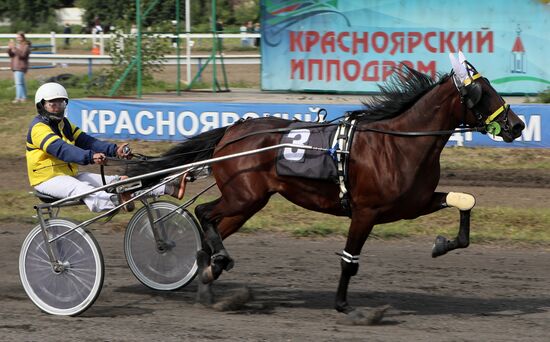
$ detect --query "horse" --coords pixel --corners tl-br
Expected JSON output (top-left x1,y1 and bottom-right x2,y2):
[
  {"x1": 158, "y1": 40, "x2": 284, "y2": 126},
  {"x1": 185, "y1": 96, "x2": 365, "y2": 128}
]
[{"x1": 127, "y1": 52, "x2": 525, "y2": 314}]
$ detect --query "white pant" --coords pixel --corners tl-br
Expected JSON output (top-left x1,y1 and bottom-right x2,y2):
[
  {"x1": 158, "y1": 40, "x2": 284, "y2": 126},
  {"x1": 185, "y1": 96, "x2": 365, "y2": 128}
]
[{"x1": 35, "y1": 172, "x2": 165, "y2": 212}]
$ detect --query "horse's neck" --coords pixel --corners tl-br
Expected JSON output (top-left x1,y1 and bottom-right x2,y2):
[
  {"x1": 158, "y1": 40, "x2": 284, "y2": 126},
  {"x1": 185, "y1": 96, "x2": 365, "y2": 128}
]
[
  {"x1": 393, "y1": 79, "x2": 460, "y2": 133},
  {"x1": 373, "y1": 79, "x2": 461, "y2": 163}
]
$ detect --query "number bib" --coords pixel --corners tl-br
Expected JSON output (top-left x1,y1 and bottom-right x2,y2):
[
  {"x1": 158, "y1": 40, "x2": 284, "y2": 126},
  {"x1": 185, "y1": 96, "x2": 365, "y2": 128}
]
[{"x1": 276, "y1": 122, "x2": 339, "y2": 182}]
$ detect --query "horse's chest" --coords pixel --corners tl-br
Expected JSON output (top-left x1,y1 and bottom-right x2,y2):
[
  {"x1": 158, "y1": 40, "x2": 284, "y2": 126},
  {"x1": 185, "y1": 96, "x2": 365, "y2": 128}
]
[{"x1": 398, "y1": 163, "x2": 441, "y2": 207}]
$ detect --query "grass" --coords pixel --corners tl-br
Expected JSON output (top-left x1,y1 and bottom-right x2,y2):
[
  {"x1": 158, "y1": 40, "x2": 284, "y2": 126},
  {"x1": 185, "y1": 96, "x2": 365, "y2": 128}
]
[
  {"x1": 441, "y1": 146, "x2": 550, "y2": 170},
  {"x1": 1, "y1": 82, "x2": 549, "y2": 246},
  {"x1": 537, "y1": 88, "x2": 550, "y2": 103},
  {"x1": 239, "y1": 197, "x2": 550, "y2": 245},
  {"x1": 3, "y1": 189, "x2": 550, "y2": 246}
]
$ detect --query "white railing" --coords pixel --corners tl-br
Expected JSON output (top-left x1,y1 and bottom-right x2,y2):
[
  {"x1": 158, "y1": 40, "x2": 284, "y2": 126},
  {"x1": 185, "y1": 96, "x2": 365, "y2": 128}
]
[
  {"x1": 0, "y1": 53, "x2": 260, "y2": 65},
  {"x1": 0, "y1": 32, "x2": 261, "y2": 55},
  {"x1": 0, "y1": 32, "x2": 261, "y2": 81}
]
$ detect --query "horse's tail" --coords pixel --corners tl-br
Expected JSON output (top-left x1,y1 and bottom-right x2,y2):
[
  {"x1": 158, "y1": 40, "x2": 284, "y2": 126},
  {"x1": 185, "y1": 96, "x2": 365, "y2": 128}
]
[{"x1": 126, "y1": 126, "x2": 228, "y2": 180}]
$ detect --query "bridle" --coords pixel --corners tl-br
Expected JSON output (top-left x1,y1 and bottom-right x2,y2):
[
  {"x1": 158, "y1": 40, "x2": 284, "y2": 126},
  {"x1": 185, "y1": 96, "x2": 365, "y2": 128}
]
[{"x1": 452, "y1": 63, "x2": 510, "y2": 136}]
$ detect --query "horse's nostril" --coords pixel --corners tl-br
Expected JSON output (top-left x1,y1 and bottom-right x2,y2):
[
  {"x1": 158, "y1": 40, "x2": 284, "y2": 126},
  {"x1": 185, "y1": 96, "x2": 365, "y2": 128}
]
[{"x1": 512, "y1": 122, "x2": 525, "y2": 137}]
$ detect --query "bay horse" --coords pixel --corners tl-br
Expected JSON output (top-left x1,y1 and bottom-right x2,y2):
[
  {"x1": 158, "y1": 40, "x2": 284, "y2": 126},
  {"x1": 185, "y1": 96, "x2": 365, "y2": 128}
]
[{"x1": 128, "y1": 52, "x2": 524, "y2": 314}]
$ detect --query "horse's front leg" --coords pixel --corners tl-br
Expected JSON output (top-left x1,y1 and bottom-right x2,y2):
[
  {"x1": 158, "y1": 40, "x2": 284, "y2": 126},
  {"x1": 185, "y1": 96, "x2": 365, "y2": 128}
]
[
  {"x1": 336, "y1": 210, "x2": 376, "y2": 314},
  {"x1": 428, "y1": 192, "x2": 475, "y2": 258}
]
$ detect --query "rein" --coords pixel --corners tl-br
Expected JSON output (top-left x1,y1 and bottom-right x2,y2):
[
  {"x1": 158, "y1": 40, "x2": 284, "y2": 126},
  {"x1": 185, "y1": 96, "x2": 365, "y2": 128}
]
[
  {"x1": 354, "y1": 125, "x2": 485, "y2": 136},
  {"x1": 216, "y1": 116, "x2": 485, "y2": 151},
  {"x1": 111, "y1": 119, "x2": 485, "y2": 168}
]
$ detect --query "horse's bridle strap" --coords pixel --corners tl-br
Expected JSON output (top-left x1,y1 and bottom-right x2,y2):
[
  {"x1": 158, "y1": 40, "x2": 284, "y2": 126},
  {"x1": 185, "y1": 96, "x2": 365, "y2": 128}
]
[
  {"x1": 485, "y1": 104, "x2": 507, "y2": 124},
  {"x1": 463, "y1": 73, "x2": 481, "y2": 86}
]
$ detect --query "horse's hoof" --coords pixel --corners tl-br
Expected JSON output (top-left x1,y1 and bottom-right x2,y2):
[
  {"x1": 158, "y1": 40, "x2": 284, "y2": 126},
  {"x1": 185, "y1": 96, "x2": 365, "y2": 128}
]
[
  {"x1": 200, "y1": 265, "x2": 215, "y2": 284},
  {"x1": 212, "y1": 252, "x2": 235, "y2": 271},
  {"x1": 197, "y1": 249, "x2": 210, "y2": 268},
  {"x1": 432, "y1": 235, "x2": 448, "y2": 258},
  {"x1": 225, "y1": 258, "x2": 235, "y2": 271},
  {"x1": 197, "y1": 250, "x2": 215, "y2": 284},
  {"x1": 200, "y1": 262, "x2": 227, "y2": 284}
]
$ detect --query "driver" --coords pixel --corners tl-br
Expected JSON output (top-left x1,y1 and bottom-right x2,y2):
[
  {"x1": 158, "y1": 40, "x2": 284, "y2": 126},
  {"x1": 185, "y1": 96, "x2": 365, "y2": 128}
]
[{"x1": 26, "y1": 82, "x2": 185, "y2": 212}]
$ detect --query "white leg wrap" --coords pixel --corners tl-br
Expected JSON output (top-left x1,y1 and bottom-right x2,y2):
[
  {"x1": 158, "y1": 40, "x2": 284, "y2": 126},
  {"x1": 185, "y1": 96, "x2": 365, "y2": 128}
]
[
  {"x1": 446, "y1": 192, "x2": 476, "y2": 211},
  {"x1": 341, "y1": 250, "x2": 360, "y2": 264}
]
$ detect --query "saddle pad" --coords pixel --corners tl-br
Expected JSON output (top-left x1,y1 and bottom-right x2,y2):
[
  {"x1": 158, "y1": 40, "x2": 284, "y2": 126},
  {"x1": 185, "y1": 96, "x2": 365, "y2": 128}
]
[{"x1": 276, "y1": 122, "x2": 338, "y2": 182}]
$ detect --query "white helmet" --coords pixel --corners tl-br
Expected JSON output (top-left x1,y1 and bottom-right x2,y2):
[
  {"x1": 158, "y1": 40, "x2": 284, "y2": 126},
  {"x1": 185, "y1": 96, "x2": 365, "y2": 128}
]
[
  {"x1": 35, "y1": 83, "x2": 69, "y2": 122},
  {"x1": 35, "y1": 82, "x2": 69, "y2": 105}
]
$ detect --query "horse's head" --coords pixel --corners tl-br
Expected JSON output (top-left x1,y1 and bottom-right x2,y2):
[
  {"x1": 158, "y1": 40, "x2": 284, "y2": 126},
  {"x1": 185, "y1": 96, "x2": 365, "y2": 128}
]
[{"x1": 449, "y1": 52, "x2": 525, "y2": 142}]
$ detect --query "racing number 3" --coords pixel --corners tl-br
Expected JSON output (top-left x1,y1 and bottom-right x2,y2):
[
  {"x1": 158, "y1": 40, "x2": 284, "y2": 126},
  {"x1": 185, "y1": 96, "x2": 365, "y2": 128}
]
[{"x1": 283, "y1": 129, "x2": 310, "y2": 161}]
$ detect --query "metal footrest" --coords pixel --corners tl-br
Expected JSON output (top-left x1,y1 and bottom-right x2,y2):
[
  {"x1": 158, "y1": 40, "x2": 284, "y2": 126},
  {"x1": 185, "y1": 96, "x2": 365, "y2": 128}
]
[
  {"x1": 33, "y1": 191, "x2": 83, "y2": 206},
  {"x1": 116, "y1": 180, "x2": 142, "y2": 194}
]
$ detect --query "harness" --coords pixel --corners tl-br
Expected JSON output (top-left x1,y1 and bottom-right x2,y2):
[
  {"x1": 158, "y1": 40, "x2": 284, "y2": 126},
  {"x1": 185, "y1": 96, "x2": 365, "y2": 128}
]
[{"x1": 330, "y1": 115, "x2": 356, "y2": 215}]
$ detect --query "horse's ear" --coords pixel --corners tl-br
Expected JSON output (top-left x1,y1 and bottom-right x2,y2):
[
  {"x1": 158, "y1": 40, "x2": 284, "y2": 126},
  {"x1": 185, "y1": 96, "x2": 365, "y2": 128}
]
[
  {"x1": 458, "y1": 51, "x2": 466, "y2": 65},
  {"x1": 449, "y1": 52, "x2": 467, "y2": 82},
  {"x1": 459, "y1": 50, "x2": 477, "y2": 76}
]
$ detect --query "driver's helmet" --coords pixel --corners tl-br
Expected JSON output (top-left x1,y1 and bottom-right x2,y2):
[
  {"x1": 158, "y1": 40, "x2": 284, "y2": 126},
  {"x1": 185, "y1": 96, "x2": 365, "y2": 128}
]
[{"x1": 35, "y1": 82, "x2": 69, "y2": 123}]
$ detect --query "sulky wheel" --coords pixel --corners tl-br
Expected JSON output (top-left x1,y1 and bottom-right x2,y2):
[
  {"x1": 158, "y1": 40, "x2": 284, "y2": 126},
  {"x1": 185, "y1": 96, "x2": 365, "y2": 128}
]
[
  {"x1": 124, "y1": 201, "x2": 202, "y2": 291},
  {"x1": 19, "y1": 219, "x2": 104, "y2": 316}
]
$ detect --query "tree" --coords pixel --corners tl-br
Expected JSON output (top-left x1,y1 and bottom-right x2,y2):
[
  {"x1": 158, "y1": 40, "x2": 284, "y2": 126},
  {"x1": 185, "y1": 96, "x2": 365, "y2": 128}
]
[
  {"x1": 0, "y1": 0, "x2": 60, "y2": 32},
  {"x1": 0, "y1": 0, "x2": 259, "y2": 33},
  {"x1": 77, "y1": 0, "x2": 190, "y2": 31},
  {"x1": 233, "y1": 0, "x2": 259, "y2": 25},
  {"x1": 77, "y1": 0, "x2": 134, "y2": 32},
  {"x1": 75, "y1": 0, "x2": 257, "y2": 33},
  {"x1": 104, "y1": 24, "x2": 172, "y2": 93}
]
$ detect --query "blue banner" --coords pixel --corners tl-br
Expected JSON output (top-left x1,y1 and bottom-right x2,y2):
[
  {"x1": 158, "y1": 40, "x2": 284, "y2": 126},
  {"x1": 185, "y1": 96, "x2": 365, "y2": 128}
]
[
  {"x1": 68, "y1": 99, "x2": 548, "y2": 148},
  {"x1": 260, "y1": 0, "x2": 550, "y2": 94}
]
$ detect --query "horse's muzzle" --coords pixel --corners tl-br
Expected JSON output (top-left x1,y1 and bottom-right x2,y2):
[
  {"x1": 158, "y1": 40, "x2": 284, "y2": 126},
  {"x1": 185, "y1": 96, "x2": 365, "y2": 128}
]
[
  {"x1": 502, "y1": 121, "x2": 525, "y2": 142},
  {"x1": 511, "y1": 121, "x2": 525, "y2": 139},
  {"x1": 501, "y1": 112, "x2": 525, "y2": 142}
]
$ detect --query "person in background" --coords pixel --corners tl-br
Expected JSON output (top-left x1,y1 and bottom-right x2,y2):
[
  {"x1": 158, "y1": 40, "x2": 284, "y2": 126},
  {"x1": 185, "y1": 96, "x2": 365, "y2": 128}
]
[
  {"x1": 26, "y1": 82, "x2": 186, "y2": 213},
  {"x1": 63, "y1": 23, "x2": 72, "y2": 48},
  {"x1": 254, "y1": 22, "x2": 261, "y2": 47},
  {"x1": 240, "y1": 22, "x2": 248, "y2": 47},
  {"x1": 93, "y1": 16, "x2": 103, "y2": 33},
  {"x1": 91, "y1": 17, "x2": 103, "y2": 45},
  {"x1": 216, "y1": 19, "x2": 224, "y2": 50},
  {"x1": 7, "y1": 31, "x2": 31, "y2": 104},
  {"x1": 246, "y1": 21, "x2": 254, "y2": 47}
]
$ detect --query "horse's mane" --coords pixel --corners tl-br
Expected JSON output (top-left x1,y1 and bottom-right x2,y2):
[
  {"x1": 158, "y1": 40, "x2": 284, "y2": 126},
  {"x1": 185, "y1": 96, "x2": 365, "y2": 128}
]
[{"x1": 350, "y1": 65, "x2": 450, "y2": 122}]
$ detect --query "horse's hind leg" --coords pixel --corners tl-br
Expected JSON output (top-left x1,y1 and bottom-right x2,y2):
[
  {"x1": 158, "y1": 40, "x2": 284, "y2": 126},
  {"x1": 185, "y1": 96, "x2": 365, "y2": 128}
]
[
  {"x1": 193, "y1": 199, "x2": 221, "y2": 305},
  {"x1": 195, "y1": 198, "x2": 234, "y2": 282},
  {"x1": 428, "y1": 192, "x2": 475, "y2": 258},
  {"x1": 194, "y1": 194, "x2": 270, "y2": 306}
]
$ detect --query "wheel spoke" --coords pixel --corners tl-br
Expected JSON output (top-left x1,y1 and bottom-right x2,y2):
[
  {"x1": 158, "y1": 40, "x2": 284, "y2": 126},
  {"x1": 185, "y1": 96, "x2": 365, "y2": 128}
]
[
  {"x1": 125, "y1": 202, "x2": 201, "y2": 290},
  {"x1": 20, "y1": 222, "x2": 104, "y2": 316}
]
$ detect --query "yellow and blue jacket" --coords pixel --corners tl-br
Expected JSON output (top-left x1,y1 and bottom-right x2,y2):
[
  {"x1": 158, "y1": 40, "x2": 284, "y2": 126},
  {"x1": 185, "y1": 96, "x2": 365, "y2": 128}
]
[{"x1": 26, "y1": 115, "x2": 117, "y2": 186}]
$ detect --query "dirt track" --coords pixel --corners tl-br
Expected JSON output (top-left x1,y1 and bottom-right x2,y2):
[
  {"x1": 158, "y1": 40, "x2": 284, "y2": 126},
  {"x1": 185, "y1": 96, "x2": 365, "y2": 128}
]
[
  {"x1": 2, "y1": 224, "x2": 550, "y2": 341},
  {"x1": 1, "y1": 153, "x2": 550, "y2": 341}
]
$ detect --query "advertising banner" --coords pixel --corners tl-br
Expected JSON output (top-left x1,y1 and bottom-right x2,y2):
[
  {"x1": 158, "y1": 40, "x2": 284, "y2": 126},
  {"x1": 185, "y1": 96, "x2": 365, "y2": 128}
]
[
  {"x1": 68, "y1": 99, "x2": 548, "y2": 148},
  {"x1": 260, "y1": 0, "x2": 550, "y2": 94}
]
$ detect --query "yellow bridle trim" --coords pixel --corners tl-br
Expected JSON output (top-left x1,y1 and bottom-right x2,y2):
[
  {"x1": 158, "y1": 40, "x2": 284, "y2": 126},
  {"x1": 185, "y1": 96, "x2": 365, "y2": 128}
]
[
  {"x1": 459, "y1": 72, "x2": 507, "y2": 125},
  {"x1": 485, "y1": 104, "x2": 507, "y2": 124},
  {"x1": 463, "y1": 73, "x2": 481, "y2": 86}
]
